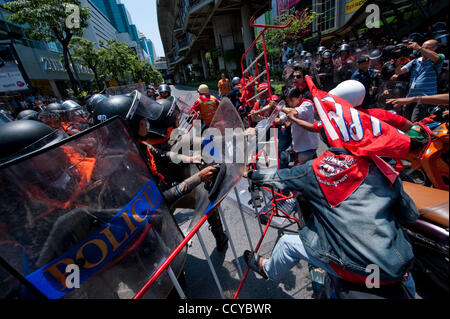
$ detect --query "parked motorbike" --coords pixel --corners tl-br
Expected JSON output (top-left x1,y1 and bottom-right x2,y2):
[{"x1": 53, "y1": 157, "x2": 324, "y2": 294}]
[
  {"x1": 402, "y1": 182, "x2": 449, "y2": 293},
  {"x1": 402, "y1": 107, "x2": 449, "y2": 190}
]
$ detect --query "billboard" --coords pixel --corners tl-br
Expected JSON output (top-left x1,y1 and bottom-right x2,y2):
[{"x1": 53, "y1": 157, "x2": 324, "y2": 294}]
[
  {"x1": 345, "y1": 0, "x2": 367, "y2": 15},
  {"x1": 277, "y1": 0, "x2": 302, "y2": 15},
  {"x1": 0, "y1": 44, "x2": 30, "y2": 93}
]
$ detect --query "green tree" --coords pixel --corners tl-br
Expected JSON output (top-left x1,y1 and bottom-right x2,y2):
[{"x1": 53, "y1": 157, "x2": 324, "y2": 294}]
[
  {"x1": 70, "y1": 37, "x2": 103, "y2": 90},
  {"x1": 5, "y1": 0, "x2": 90, "y2": 95},
  {"x1": 100, "y1": 39, "x2": 137, "y2": 85},
  {"x1": 258, "y1": 9, "x2": 319, "y2": 55},
  {"x1": 130, "y1": 59, "x2": 163, "y2": 84}
]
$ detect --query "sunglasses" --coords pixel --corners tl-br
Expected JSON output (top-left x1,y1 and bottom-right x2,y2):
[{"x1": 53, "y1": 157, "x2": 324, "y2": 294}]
[{"x1": 294, "y1": 75, "x2": 303, "y2": 79}]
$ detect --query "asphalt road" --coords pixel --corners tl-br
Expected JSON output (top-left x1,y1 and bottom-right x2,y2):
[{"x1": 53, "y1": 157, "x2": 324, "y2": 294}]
[{"x1": 169, "y1": 85, "x2": 434, "y2": 299}]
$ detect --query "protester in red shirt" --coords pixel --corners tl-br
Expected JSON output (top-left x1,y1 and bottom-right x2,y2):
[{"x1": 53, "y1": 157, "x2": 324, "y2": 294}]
[{"x1": 240, "y1": 70, "x2": 255, "y2": 110}]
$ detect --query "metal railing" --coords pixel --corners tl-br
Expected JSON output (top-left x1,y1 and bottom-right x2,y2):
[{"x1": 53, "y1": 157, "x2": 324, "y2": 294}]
[{"x1": 132, "y1": 14, "x2": 300, "y2": 301}]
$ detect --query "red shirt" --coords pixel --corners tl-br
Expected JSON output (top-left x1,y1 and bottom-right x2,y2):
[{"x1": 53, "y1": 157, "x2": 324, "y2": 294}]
[{"x1": 359, "y1": 108, "x2": 407, "y2": 130}]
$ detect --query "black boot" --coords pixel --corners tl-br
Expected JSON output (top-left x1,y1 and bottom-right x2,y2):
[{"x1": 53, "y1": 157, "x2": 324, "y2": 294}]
[{"x1": 207, "y1": 210, "x2": 228, "y2": 252}]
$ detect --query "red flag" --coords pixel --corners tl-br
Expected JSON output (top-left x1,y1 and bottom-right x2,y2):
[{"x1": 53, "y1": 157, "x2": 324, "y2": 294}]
[{"x1": 305, "y1": 76, "x2": 410, "y2": 159}]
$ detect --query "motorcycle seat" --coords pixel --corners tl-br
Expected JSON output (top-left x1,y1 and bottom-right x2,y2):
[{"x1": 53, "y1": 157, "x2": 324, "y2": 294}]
[
  {"x1": 403, "y1": 182, "x2": 449, "y2": 228},
  {"x1": 420, "y1": 201, "x2": 449, "y2": 228}
]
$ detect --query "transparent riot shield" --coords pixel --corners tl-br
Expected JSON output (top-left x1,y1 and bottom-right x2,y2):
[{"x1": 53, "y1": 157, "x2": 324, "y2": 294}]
[
  {"x1": 0, "y1": 118, "x2": 186, "y2": 299},
  {"x1": 188, "y1": 98, "x2": 246, "y2": 229},
  {"x1": 178, "y1": 92, "x2": 199, "y2": 107},
  {"x1": 106, "y1": 83, "x2": 146, "y2": 96},
  {"x1": 174, "y1": 96, "x2": 199, "y2": 137}
]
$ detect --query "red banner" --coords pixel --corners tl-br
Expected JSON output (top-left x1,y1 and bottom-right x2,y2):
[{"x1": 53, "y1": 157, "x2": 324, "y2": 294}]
[{"x1": 305, "y1": 76, "x2": 411, "y2": 159}]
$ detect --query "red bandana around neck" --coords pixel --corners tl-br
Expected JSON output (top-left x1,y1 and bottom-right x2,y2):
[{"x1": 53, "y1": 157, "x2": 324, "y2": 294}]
[
  {"x1": 200, "y1": 94, "x2": 211, "y2": 102},
  {"x1": 312, "y1": 151, "x2": 369, "y2": 207}
]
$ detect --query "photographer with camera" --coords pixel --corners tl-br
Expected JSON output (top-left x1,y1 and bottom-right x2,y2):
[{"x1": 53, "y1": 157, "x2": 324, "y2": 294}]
[{"x1": 391, "y1": 39, "x2": 445, "y2": 122}]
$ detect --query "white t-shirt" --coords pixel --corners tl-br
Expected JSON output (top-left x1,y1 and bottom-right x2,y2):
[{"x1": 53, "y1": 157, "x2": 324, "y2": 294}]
[{"x1": 280, "y1": 100, "x2": 319, "y2": 152}]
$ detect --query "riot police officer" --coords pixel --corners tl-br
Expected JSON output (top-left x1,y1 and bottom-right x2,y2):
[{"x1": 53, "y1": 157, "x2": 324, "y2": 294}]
[
  {"x1": 93, "y1": 93, "x2": 229, "y2": 251},
  {"x1": 337, "y1": 43, "x2": 355, "y2": 81},
  {"x1": 317, "y1": 50, "x2": 335, "y2": 92},
  {"x1": 158, "y1": 84, "x2": 172, "y2": 100}
]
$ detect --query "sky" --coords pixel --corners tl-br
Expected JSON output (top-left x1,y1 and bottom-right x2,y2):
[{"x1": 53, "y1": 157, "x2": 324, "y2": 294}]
[{"x1": 120, "y1": 0, "x2": 165, "y2": 58}]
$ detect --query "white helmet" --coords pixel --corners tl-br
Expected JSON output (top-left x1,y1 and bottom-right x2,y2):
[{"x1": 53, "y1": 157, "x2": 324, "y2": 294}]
[
  {"x1": 329, "y1": 80, "x2": 366, "y2": 107},
  {"x1": 198, "y1": 84, "x2": 209, "y2": 94}
]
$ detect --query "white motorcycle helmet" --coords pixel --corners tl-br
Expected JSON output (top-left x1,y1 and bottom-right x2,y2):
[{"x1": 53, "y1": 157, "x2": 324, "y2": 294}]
[{"x1": 329, "y1": 80, "x2": 366, "y2": 107}]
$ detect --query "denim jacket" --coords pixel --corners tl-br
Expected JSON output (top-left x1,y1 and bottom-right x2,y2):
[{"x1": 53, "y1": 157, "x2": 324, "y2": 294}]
[{"x1": 249, "y1": 149, "x2": 419, "y2": 282}]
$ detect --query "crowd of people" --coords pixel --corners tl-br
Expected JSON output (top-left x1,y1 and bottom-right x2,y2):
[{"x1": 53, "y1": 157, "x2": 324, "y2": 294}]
[{"x1": 0, "y1": 21, "x2": 449, "y2": 299}]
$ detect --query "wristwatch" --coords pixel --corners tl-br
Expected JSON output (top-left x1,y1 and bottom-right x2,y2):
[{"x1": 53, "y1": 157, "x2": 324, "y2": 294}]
[{"x1": 416, "y1": 96, "x2": 423, "y2": 104}]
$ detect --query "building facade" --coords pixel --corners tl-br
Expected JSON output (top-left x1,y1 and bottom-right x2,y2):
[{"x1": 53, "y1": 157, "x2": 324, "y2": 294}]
[
  {"x1": 91, "y1": 0, "x2": 157, "y2": 64},
  {"x1": 158, "y1": 0, "x2": 271, "y2": 82},
  {"x1": 82, "y1": 0, "x2": 118, "y2": 45},
  {"x1": 0, "y1": 5, "x2": 94, "y2": 99}
]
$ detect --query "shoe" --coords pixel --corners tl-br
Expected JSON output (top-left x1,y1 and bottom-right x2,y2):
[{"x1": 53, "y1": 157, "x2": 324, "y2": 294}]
[
  {"x1": 244, "y1": 250, "x2": 268, "y2": 279},
  {"x1": 215, "y1": 232, "x2": 228, "y2": 252},
  {"x1": 259, "y1": 213, "x2": 269, "y2": 225}
]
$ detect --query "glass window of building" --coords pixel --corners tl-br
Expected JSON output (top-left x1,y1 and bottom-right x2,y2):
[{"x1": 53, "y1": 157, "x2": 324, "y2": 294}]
[{"x1": 315, "y1": 0, "x2": 336, "y2": 33}]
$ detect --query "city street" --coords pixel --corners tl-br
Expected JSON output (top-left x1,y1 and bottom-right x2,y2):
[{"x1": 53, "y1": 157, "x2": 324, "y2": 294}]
[{"x1": 0, "y1": 0, "x2": 447, "y2": 304}]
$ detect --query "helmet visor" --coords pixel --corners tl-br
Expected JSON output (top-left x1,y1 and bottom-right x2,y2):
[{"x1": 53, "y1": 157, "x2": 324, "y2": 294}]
[{"x1": 127, "y1": 90, "x2": 164, "y2": 121}]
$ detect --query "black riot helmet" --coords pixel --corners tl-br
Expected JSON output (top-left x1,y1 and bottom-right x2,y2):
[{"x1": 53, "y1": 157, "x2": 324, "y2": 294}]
[
  {"x1": 158, "y1": 84, "x2": 171, "y2": 97},
  {"x1": 41, "y1": 100, "x2": 88, "y2": 129},
  {"x1": 86, "y1": 94, "x2": 107, "y2": 113},
  {"x1": 340, "y1": 43, "x2": 350, "y2": 53},
  {"x1": 317, "y1": 46, "x2": 326, "y2": 56},
  {"x1": 62, "y1": 100, "x2": 82, "y2": 111},
  {"x1": 322, "y1": 50, "x2": 332, "y2": 59},
  {"x1": 46, "y1": 102, "x2": 66, "y2": 112},
  {"x1": 408, "y1": 32, "x2": 425, "y2": 45},
  {"x1": 144, "y1": 96, "x2": 178, "y2": 139},
  {"x1": 0, "y1": 120, "x2": 65, "y2": 163},
  {"x1": 381, "y1": 45, "x2": 396, "y2": 62},
  {"x1": 92, "y1": 94, "x2": 134, "y2": 124},
  {"x1": 369, "y1": 48, "x2": 382, "y2": 61},
  {"x1": 17, "y1": 109, "x2": 39, "y2": 121},
  {"x1": 292, "y1": 61, "x2": 303, "y2": 71},
  {"x1": 93, "y1": 90, "x2": 176, "y2": 140}
]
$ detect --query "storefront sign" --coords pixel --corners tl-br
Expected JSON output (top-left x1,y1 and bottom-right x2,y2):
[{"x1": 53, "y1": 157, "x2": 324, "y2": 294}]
[
  {"x1": 40, "y1": 56, "x2": 93, "y2": 75},
  {"x1": 0, "y1": 44, "x2": 30, "y2": 93},
  {"x1": 345, "y1": 0, "x2": 367, "y2": 15}
]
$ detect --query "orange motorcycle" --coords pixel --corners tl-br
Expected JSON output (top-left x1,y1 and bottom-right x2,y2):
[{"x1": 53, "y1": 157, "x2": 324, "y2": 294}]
[{"x1": 402, "y1": 108, "x2": 449, "y2": 190}]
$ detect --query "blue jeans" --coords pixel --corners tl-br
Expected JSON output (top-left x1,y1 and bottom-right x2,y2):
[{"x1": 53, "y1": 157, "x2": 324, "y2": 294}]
[{"x1": 262, "y1": 234, "x2": 416, "y2": 297}]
